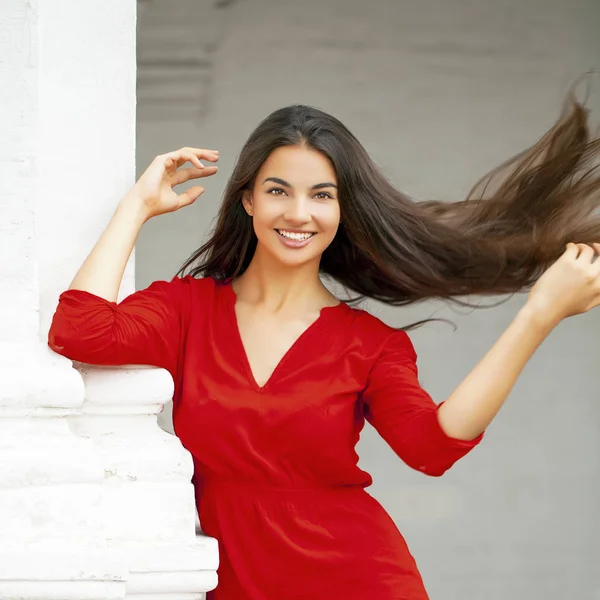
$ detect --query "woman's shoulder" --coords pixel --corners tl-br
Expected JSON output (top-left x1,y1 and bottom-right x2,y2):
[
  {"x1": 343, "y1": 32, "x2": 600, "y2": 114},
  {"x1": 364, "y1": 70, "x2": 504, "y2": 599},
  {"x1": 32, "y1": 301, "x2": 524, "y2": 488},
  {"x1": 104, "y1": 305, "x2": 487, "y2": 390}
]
[
  {"x1": 142, "y1": 274, "x2": 221, "y2": 309},
  {"x1": 331, "y1": 304, "x2": 416, "y2": 369},
  {"x1": 342, "y1": 303, "x2": 412, "y2": 347},
  {"x1": 167, "y1": 273, "x2": 219, "y2": 292}
]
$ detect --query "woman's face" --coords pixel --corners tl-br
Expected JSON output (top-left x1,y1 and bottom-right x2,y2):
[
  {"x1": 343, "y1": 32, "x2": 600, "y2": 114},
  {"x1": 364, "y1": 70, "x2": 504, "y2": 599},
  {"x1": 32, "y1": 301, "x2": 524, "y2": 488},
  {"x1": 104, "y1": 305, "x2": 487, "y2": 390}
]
[{"x1": 243, "y1": 145, "x2": 341, "y2": 269}]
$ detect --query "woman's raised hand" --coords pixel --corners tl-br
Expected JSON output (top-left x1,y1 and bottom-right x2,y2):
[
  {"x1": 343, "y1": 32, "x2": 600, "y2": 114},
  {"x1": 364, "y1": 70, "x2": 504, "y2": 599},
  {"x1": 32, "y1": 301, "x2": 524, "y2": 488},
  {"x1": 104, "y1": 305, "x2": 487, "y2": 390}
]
[
  {"x1": 129, "y1": 147, "x2": 219, "y2": 221},
  {"x1": 527, "y1": 242, "x2": 600, "y2": 325}
]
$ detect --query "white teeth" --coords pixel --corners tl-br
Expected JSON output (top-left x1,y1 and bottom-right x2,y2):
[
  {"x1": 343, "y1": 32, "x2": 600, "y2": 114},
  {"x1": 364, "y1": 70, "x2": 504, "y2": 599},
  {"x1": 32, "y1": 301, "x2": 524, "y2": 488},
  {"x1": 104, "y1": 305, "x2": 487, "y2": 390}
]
[{"x1": 277, "y1": 230, "x2": 314, "y2": 241}]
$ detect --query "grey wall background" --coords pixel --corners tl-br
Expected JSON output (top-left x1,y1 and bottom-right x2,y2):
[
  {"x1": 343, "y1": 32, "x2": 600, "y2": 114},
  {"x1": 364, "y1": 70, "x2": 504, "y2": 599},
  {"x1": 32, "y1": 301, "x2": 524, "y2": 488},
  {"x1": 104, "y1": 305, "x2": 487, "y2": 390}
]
[{"x1": 135, "y1": 1, "x2": 600, "y2": 598}]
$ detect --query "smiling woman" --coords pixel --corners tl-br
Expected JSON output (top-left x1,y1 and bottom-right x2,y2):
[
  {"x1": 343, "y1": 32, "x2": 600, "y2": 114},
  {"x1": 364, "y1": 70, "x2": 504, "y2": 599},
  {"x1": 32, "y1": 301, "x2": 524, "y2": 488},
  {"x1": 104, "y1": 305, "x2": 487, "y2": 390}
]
[
  {"x1": 180, "y1": 98, "x2": 600, "y2": 315},
  {"x1": 239, "y1": 145, "x2": 341, "y2": 267},
  {"x1": 48, "y1": 84, "x2": 600, "y2": 600}
]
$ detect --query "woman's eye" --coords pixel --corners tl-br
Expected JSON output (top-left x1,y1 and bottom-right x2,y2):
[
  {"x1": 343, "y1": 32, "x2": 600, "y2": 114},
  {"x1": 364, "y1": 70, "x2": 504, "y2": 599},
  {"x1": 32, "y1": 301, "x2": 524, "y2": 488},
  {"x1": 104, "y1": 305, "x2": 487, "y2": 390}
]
[{"x1": 266, "y1": 188, "x2": 333, "y2": 199}]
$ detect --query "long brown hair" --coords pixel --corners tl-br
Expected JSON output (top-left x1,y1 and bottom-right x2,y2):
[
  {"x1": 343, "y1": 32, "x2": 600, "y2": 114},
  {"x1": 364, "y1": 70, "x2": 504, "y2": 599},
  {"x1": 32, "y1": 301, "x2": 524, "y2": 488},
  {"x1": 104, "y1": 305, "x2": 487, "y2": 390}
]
[{"x1": 177, "y1": 81, "x2": 600, "y2": 328}]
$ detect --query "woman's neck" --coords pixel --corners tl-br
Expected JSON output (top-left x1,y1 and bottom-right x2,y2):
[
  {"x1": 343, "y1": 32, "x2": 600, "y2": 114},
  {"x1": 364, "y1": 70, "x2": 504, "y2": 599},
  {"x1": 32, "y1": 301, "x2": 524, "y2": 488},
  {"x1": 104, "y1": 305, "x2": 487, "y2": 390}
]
[{"x1": 231, "y1": 251, "x2": 337, "y2": 314}]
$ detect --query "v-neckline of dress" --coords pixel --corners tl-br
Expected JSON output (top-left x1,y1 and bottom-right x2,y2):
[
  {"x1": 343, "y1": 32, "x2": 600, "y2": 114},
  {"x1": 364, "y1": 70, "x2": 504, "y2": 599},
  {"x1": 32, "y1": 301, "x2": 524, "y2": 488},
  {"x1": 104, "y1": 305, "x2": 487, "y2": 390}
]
[{"x1": 221, "y1": 278, "x2": 347, "y2": 394}]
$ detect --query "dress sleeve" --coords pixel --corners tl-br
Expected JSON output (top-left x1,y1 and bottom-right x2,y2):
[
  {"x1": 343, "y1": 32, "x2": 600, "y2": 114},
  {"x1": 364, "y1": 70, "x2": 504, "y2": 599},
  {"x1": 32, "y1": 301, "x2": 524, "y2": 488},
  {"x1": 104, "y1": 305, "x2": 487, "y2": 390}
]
[
  {"x1": 361, "y1": 330, "x2": 484, "y2": 477},
  {"x1": 47, "y1": 275, "x2": 191, "y2": 379}
]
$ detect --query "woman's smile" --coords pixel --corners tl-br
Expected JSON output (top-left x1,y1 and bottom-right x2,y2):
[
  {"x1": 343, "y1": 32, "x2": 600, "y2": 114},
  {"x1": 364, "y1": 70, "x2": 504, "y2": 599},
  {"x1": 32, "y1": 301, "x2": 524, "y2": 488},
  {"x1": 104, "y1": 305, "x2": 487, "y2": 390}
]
[{"x1": 275, "y1": 228, "x2": 316, "y2": 248}]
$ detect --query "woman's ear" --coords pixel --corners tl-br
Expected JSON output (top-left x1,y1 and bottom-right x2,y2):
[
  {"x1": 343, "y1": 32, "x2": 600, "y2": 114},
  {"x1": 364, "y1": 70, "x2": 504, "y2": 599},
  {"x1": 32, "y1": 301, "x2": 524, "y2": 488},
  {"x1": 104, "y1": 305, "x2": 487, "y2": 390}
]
[{"x1": 242, "y1": 190, "x2": 254, "y2": 216}]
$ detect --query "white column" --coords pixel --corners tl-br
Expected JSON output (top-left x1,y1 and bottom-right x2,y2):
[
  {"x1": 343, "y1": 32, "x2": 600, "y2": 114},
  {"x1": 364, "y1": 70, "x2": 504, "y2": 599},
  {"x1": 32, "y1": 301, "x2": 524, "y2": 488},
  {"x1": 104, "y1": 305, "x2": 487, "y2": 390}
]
[{"x1": 0, "y1": 1, "x2": 218, "y2": 598}]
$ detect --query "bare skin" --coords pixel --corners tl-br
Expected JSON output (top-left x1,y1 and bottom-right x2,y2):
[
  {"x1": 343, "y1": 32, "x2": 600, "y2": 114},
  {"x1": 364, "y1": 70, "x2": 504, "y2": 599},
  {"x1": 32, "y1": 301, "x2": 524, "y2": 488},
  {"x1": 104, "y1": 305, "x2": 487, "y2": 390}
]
[
  {"x1": 68, "y1": 147, "x2": 219, "y2": 301},
  {"x1": 234, "y1": 145, "x2": 343, "y2": 388},
  {"x1": 67, "y1": 145, "x2": 600, "y2": 440},
  {"x1": 438, "y1": 241, "x2": 600, "y2": 439}
]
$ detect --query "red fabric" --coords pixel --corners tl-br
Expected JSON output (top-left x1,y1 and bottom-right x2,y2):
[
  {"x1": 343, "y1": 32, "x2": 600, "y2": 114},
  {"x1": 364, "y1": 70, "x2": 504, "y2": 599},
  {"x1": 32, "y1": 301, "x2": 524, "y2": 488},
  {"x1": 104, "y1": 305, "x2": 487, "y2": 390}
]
[{"x1": 49, "y1": 275, "x2": 484, "y2": 600}]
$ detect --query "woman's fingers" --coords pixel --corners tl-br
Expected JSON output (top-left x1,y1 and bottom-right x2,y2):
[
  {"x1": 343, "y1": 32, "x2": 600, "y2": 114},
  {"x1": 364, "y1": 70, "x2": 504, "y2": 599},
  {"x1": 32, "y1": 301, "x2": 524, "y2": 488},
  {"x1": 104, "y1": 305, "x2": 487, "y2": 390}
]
[
  {"x1": 167, "y1": 147, "x2": 219, "y2": 169},
  {"x1": 574, "y1": 243, "x2": 600, "y2": 282},
  {"x1": 591, "y1": 243, "x2": 600, "y2": 276},
  {"x1": 563, "y1": 242, "x2": 579, "y2": 259},
  {"x1": 170, "y1": 167, "x2": 203, "y2": 186},
  {"x1": 565, "y1": 242, "x2": 599, "y2": 264},
  {"x1": 178, "y1": 185, "x2": 206, "y2": 206},
  {"x1": 170, "y1": 165, "x2": 218, "y2": 186},
  {"x1": 575, "y1": 243, "x2": 596, "y2": 264}
]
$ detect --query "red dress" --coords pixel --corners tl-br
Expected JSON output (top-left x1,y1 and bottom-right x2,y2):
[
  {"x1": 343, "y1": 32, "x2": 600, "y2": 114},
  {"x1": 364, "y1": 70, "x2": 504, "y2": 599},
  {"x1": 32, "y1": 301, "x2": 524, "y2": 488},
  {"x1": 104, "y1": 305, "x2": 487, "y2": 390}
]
[{"x1": 48, "y1": 275, "x2": 483, "y2": 600}]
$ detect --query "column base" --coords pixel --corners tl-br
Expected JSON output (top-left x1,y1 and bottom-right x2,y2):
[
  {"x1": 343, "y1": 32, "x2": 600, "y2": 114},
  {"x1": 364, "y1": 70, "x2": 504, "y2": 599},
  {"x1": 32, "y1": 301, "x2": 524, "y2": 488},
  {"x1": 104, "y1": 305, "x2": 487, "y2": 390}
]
[{"x1": 0, "y1": 537, "x2": 218, "y2": 600}]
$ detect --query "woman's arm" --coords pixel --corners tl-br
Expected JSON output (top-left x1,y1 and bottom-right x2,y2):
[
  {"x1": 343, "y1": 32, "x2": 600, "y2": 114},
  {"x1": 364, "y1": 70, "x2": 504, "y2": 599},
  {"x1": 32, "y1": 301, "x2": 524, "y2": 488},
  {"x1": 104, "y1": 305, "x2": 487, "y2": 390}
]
[
  {"x1": 438, "y1": 242, "x2": 600, "y2": 441},
  {"x1": 48, "y1": 148, "x2": 219, "y2": 373},
  {"x1": 361, "y1": 330, "x2": 483, "y2": 477},
  {"x1": 69, "y1": 194, "x2": 148, "y2": 301},
  {"x1": 68, "y1": 147, "x2": 217, "y2": 301},
  {"x1": 437, "y1": 305, "x2": 554, "y2": 440}
]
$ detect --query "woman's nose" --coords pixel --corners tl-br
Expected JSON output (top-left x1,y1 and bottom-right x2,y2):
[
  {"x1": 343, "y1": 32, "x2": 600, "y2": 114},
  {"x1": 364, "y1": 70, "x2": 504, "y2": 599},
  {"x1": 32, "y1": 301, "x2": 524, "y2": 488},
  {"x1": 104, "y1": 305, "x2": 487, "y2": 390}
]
[{"x1": 284, "y1": 198, "x2": 311, "y2": 223}]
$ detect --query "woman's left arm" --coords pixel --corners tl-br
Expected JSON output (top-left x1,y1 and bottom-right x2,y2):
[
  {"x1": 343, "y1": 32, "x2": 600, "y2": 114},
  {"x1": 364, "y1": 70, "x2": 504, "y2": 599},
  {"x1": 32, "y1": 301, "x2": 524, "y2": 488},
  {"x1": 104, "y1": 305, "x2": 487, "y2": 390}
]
[{"x1": 438, "y1": 242, "x2": 600, "y2": 440}]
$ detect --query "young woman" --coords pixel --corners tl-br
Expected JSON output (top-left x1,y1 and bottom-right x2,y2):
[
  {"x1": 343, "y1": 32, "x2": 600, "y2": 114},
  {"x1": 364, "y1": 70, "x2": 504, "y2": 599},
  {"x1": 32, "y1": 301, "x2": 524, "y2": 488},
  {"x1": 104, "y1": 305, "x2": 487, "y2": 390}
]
[{"x1": 48, "y1": 91, "x2": 600, "y2": 599}]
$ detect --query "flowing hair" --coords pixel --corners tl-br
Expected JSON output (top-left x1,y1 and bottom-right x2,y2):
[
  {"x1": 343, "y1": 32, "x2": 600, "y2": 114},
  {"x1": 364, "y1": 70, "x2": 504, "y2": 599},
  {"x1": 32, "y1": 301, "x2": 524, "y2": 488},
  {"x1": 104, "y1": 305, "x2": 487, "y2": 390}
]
[{"x1": 177, "y1": 80, "x2": 600, "y2": 329}]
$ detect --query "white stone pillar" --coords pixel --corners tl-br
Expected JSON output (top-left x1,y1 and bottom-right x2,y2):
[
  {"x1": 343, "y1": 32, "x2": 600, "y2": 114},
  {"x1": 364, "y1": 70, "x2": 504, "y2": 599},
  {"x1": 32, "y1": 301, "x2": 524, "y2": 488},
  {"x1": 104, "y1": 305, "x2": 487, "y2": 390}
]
[{"x1": 0, "y1": 1, "x2": 218, "y2": 598}]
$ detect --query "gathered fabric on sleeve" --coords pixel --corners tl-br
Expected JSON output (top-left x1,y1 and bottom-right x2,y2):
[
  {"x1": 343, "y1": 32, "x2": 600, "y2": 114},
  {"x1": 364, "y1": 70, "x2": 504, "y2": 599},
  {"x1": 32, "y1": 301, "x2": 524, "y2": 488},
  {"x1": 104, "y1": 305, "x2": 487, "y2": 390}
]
[
  {"x1": 48, "y1": 275, "x2": 192, "y2": 380},
  {"x1": 361, "y1": 329, "x2": 484, "y2": 477}
]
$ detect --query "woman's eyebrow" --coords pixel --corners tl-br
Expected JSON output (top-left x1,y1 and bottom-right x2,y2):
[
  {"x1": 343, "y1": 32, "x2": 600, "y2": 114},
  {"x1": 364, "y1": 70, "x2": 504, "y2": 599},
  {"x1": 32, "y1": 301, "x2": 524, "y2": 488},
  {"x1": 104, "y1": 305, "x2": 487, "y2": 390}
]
[{"x1": 262, "y1": 177, "x2": 338, "y2": 190}]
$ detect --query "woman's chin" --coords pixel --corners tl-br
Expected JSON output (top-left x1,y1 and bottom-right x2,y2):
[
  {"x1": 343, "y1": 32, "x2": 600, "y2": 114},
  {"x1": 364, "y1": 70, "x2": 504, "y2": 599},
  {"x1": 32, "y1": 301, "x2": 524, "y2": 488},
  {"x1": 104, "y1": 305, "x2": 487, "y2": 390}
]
[
  {"x1": 264, "y1": 245, "x2": 323, "y2": 268},
  {"x1": 275, "y1": 252, "x2": 321, "y2": 268}
]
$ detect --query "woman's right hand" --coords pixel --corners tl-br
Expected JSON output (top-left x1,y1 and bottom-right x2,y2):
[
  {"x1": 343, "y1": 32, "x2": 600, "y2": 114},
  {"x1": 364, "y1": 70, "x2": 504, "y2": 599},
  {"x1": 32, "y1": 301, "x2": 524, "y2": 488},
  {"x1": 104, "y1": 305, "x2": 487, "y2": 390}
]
[{"x1": 127, "y1": 147, "x2": 219, "y2": 221}]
